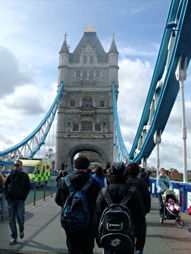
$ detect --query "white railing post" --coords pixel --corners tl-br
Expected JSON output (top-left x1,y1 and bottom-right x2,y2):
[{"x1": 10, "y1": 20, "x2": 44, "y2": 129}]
[
  {"x1": 175, "y1": 57, "x2": 188, "y2": 183},
  {"x1": 154, "y1": 131, "x2": 161, "y2": 178}
]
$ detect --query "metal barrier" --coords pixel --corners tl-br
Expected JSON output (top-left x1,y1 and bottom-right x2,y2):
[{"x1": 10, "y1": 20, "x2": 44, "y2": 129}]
[
  {"x1": 149, "y1": 178, "x2": 191, "y2": 213},
  {"x1": 0, "y1": 177, "x2": 58, "y2": 221}
]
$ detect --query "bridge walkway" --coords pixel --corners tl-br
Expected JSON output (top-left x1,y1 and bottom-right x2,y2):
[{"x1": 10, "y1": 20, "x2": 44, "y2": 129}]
[{"x1": 0, "y1": 196, "x2": 191, "y2": 254}]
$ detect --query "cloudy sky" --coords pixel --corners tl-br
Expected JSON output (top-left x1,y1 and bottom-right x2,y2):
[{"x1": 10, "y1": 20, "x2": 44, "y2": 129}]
[{"x1": 0, "y1": 0, "x2": 191, "y2": 171}]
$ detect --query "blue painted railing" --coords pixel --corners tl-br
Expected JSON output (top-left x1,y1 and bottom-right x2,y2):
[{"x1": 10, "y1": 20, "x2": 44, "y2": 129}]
[{"x1": 149, "y1": 178, "x2": 191, "y2": 213}]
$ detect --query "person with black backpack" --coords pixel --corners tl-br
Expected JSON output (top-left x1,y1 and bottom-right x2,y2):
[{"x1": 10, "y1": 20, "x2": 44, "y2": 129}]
[
  {"x1": 96, "y1": 162, "x2": 146, "y2": 254},
  {"x1": 55, "y1": 156, "x2": 100, "y2": 254}
]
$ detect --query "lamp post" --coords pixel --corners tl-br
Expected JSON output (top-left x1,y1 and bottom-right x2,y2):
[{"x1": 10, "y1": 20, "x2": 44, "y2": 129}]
[
  {"x1": 175, "y1": 57, "x2": 188, "y2": 183},
  {"x1": 154, "y1": 131, "x2": 161, "y2": 178}
]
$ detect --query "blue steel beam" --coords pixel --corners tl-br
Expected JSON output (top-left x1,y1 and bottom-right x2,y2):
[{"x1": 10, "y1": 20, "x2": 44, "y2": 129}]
[
  {"x1": 129, "y1": 0, "x2": 191, "y2": 163},
  {"x1": 112, "y1": 82, "x2": 129, "y2": 162}
]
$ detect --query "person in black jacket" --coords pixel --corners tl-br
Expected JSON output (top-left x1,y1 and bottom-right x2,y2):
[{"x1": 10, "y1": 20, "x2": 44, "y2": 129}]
[
  {"x1": 4, "y1": 160, "x2": 30, "y2": 245},
  {"x1": 138, "y1": 167, "x2": 150, "y2": 187},
  {"x1": 96, "y1": 162, "x2": 146, "y2": 254},
  {"x1": 55, "y1": 156, "x2": 100, "y2": 254},
  {"x1": 126, "y1": 163, "x2": 151, "y2": 215}
]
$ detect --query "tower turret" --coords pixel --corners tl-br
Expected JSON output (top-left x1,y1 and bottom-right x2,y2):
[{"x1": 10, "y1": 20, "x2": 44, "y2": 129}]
[
  {"x1": 108, "y1": 35, "x2": 119, "y2": 85},
  {"x1": 59, "y1": 33, "x2": 69, "y2": 66},
  {"x1": 108, "y1": 35, "x2": 118, "y2": 65}
]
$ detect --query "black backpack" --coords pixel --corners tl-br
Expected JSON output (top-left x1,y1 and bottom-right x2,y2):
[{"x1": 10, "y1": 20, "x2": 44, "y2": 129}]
[
  {"x1": 61, "y1": 176, "x2": 93, "y2": 233},
  {"x1": 98, "y1": 187, "x2": 135, "y2": 252}
]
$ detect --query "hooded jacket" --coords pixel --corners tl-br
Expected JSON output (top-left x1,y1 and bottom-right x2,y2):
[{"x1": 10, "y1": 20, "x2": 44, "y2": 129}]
[
  {"x1": 55, "y1": 170, "x2": 101, "y2": 230},
  {"x1": 96, "y1": 177, "x2": 146, "y2": 251},
  {"x1": 126, "y1": 177, "x2": 151, "y2": 214}
]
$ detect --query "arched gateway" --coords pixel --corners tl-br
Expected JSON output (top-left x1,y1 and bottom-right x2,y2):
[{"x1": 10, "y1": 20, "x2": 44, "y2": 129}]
[{"x1": 56, "y1": 27, "x2": 119, "y2": 170}]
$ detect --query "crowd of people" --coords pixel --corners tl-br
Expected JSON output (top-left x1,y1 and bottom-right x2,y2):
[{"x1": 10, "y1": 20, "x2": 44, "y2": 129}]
[
  {"x1": 0, "y1": 157, "x2": 190, "y2": 254},
  {"x1": 55, "y1": 157, "x2": 151, "y2": 254}
]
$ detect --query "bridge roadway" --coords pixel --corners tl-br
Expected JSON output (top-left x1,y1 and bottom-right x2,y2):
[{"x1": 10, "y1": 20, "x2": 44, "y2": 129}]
[{"x1": 0, "y1": 196, "x2": 191, "y2": 254}]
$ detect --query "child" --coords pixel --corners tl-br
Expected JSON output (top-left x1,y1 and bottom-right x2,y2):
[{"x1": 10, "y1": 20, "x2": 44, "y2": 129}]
[{"x1": 167, "y1": 198, "x2": 180, "y2": 213}]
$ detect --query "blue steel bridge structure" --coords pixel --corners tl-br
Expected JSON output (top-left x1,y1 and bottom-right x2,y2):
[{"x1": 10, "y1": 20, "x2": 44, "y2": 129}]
[{"x1": 0, "y1": 0, "x2": 191, "y2": 168}]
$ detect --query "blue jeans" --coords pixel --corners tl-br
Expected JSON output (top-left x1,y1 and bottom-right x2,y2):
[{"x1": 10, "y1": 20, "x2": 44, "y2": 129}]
[{"x1": 7, "y1": 200, "x2": 25, "y2": 239}]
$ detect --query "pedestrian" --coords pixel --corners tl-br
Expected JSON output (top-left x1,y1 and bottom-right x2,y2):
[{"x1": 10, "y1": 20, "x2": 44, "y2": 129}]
[
  {"x1": 55, "y1": 156, "x2": 100, "y2": 254},
  {"x1": 91, "y1": 166, "x2": 107, "y2": 188},
  {"x1": 138, "y1": 167, "x2": 150, "y2": 187},
  {"x1": 96, "y1": 162, "x2": 146, "y2": 254},
  {"x1": 126, "y1": 163, "x2": 151, "y2": 215},
  {"x1": 156, "y1": 168, "x2": 172, "y2": 222},
  {"x1": 4, "y1": 160, "x2": 30, "y2": 245},
  {"x1": 56, "y1": 169, "x2": 67, "y2": 183}
]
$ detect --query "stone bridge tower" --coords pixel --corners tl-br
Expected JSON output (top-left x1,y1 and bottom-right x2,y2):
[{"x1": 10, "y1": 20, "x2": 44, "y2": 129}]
[{"x1": 56, "y1": 27, "x2": 119, "y2": 170}]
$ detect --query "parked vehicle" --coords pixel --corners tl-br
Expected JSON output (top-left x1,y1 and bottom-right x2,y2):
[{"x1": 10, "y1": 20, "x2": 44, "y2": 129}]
[{"x1": 20, "y1": 158, "x2": 51, "y2": 183}]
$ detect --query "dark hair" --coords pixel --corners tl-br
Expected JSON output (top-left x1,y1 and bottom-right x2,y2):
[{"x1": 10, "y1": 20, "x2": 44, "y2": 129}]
[
  {"x1": 139, "y1": 167, "x2": 145, "y2": 172},
  {"x1": 106, "y1": 163, "x2": 110, "y2": 170},
  {"x1": 95, "y1": 166, "x2": 104, "y2": 177},
  {"x1": 74, "y1": 156, "x2": 90, "y2": 170},
  {"x1": 126, "y1": 163, "x2": 140, "y2": 178},
  {"x1": 16, "y1": 160, "x2": 23, "y2": 166},
  {"x1": 109, "y1": 162, "x2": 125, "y2": 176},
  {"x1": 60, "y1": 170, "x2": 67, "y2": 177}
]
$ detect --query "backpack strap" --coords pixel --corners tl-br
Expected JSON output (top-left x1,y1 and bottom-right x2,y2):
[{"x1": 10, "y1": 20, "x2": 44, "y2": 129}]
[
  {"x1": 102, "y1": 187, "x2": 113, "y2": 205},
  {"x1": 64, "y1": 176, "x2": 75, "y2": 193},
  {"x1": 120, "y1": 186, "x2": 136, "y2": 205},
  {"x1": 81, "y1": 177, "x2": 93, "y2": 192},
  {"x1": 64, "y1": 176, "x2": 93, "y2": 193}
]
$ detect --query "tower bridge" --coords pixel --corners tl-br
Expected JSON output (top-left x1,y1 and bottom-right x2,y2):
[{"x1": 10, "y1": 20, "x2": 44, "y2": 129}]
[
  {"x1": 0, "y1": 0, "x2": 191, "y2": 253},
  {"x1": 56, "y1": 26, "x2": 118, "y2": 170},
  {"x1": 0, "y1": 1, "x2": 191, "y2": 178}
]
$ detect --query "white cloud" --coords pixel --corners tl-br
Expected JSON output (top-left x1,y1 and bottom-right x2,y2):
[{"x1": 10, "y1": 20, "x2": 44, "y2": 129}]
[
  {"x1": 118, "y1": 57, "x2": 191, "y2": 171},
  {"x1": 0, "y1": 46, "x2": 34, "y2": 98}
]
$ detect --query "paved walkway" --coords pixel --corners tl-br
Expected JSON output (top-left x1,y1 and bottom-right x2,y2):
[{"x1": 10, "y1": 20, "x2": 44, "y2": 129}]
[{"x1": 0, "y1": 196, "x2": 191, "y2": 254}]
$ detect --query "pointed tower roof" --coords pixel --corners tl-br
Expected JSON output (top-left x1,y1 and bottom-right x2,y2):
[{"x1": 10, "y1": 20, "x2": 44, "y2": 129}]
[
  {"x1": 108, "y1": 35, "x2": 118, "y2": 54},
  {"x1": 59, "y1": 33, "x2": 69, "y2": 54},
  {"x1": 70, "y1": 27, "x2": 107, "y2": 63}
]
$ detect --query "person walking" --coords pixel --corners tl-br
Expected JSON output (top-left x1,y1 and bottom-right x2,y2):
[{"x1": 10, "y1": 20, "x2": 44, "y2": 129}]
[
  {"x1": 55, "y1": 156, "x2": 100, "y2": 254},
  {"x1": 126, "y1": 163, "x2": 151, "y2": 215},
  {"x1": 56, "y1": 169, "x2": 67, "y2": 183},
  {"x1": 91, "y1": 166, "x2": 107, "y2": 189},
  {"x1": 4, "y1": 160, "x2": 30, "y2": 245},
  {"x1": 138, "y1": 167, "x2": 150, "y2": 187},
  {"x1": 96, "y1": 162, "x2": 146, "y2": 254},
  {"x1": 156, "y1": 168, "x2": 172, "y2": 222}
]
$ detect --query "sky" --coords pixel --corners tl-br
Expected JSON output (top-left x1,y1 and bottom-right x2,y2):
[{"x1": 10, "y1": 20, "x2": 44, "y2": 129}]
[{"x1": 0, "y1": 0, "x2": 191, "y2": 172}]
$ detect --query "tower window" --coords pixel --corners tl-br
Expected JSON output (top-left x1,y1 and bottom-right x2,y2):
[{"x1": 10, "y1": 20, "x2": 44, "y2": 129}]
[
  {"x1": 83, "y1": 55, "x2": 87, "y2": 64},
  {"x1": 90, "y1": 55, "x2": 94, "y2": 64},
  {"x1": 89, "y1": 70, "x2": 94, "y2": 79},
  {"x1": 72, "y1": 123, "x2": 79, "y2": 132},
  {"x1": 96, "y1": 69, "x2": 100, "y2": 77},
  {"x1": 82, "y1": 96, "x2": 93, "y2": 107},
  {"x1": 95, "y1": 123, "x2": 101, "y2": 132},
  {"x1": 100, "y1": 100, "x2": 105, "y2": 107},
  {"x1": 81, "y1": 121, "x2": 92, "y2": 131},
  {"x1": 70, "y1": 100, "x2": 75, "y2": 107},
  {"x1": 76, "y1": 70, "x2": 80, "y2": 78},
  {"x1": 82, "y1": 70, "x2": 87, "y2": 79}
]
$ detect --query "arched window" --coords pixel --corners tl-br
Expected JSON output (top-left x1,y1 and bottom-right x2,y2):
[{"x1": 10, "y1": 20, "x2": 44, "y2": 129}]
[{"x1": 82, "y1": 96, "x2": 93, "y2": 107}]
